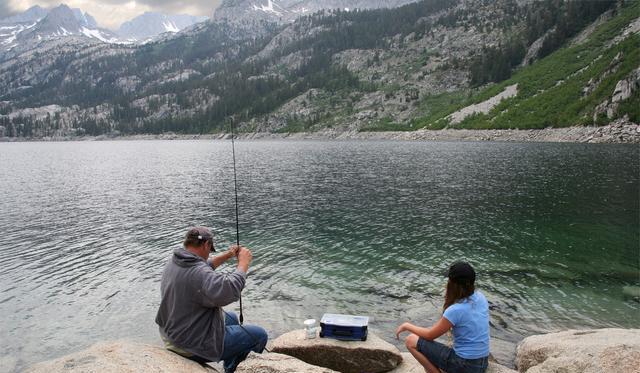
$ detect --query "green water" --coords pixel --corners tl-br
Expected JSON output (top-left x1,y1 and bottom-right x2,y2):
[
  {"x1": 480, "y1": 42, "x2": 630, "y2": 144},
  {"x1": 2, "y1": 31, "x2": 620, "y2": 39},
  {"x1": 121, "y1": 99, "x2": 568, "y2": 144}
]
[{"x1": 0, "y1": 140, "x2": 638, "y2": 370}]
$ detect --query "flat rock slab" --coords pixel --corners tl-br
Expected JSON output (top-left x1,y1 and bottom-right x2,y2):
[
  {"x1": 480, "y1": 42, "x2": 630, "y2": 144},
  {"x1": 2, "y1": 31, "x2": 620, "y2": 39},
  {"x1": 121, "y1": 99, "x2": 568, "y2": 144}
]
[
  {"x1": 271, "y1": 330, "x2": 402, "y2": 373},
  {"x1": 24, "y1": 341, "x2": 212, "y2": 373},
  {"x1": 237, "y1": 352, "x2": 339, "y2": 372},
  {"x1": 516, "y1": 328, "x2": 640, "y2": 373},
  {"x1": 391, "y1": 353, "x2": 516, "y2": 373}
]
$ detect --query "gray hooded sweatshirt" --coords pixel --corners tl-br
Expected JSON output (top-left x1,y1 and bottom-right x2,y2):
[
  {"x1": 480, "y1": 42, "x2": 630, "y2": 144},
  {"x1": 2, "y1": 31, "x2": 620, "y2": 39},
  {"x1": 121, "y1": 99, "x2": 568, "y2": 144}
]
[{"x1": 155, "y1": 247, "x2": 247, "y2": 361}]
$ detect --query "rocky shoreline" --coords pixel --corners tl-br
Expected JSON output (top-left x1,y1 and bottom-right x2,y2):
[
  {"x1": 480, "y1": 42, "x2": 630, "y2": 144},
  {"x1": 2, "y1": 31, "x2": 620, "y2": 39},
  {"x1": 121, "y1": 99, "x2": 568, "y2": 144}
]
[
  {"x1": 1, "y1": 121, "x2": 639, "y2": 144},
  {"x1": 22, "y1": 328, "x2": 640, "y2": 373}
]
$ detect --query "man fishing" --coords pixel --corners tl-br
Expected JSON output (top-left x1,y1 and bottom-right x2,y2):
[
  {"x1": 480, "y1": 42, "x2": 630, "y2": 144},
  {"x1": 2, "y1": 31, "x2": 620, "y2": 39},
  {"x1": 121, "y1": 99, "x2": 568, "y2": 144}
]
[{"x1": 155, "y1": 227, "x2": 268, "y2": 373}]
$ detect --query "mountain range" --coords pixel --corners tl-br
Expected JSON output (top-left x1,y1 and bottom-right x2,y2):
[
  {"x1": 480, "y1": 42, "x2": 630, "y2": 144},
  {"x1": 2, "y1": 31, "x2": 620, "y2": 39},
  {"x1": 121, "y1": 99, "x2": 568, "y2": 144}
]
[
  {"x1": 1, "y1": 0, "x2": 419, "y2": 50},
  {"x1": 0, "y1": 0, "x2": 638, "y2": 138},
  {"x1": 0, "y1": 4, "x2": 209, "y2": 50}
]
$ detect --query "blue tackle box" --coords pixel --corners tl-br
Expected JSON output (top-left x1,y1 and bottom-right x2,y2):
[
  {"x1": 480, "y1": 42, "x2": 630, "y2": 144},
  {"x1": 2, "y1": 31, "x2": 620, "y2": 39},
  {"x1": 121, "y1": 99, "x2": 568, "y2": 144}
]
[{"x1": 319, "y1": 313, "x2": 369, "y2": 341}]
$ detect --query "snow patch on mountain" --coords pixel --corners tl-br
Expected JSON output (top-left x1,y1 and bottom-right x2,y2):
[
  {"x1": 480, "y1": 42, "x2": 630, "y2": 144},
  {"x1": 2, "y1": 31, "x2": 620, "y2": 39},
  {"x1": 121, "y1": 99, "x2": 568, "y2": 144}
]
[
  {"x1": 290, "y1": 7, "x2": 310, "y2": 14},
  {"x1": 162, "y1": 21, "x2": 180, "y2": 33},
  {"x1": 253, "y1": 0, "x2": 286, "y2": 16},
  {"x1": 81, "y1": 27, "x2": 119, "y2": 43},
  {"x1": 0, "y1": 22, "x2": 38, "y2": 50}
]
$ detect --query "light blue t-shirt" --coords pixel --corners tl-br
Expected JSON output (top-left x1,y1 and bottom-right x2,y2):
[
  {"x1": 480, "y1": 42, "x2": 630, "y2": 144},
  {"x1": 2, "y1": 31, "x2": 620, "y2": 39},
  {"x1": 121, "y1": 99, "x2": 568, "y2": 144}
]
[{"x1": 443, "y1": 291, "x2": 490, "y2": 359}]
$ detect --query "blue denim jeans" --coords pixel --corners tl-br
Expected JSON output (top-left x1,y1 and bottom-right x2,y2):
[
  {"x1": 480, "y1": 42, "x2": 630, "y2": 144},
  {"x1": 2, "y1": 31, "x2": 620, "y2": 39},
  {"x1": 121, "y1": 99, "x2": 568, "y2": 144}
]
[
  {"x1": 417, "y1": 338, "x2": 488, "y2": 373},
  {"x1": 220, "y1": 312, "x2": 268, "y2": 373}
]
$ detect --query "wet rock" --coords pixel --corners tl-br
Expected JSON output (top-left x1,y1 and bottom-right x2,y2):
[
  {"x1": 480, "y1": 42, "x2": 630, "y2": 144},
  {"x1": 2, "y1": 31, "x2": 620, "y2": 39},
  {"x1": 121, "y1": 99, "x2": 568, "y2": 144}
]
[
  {"x1": 271, "y1": 329, "x2": 402, "y2": 373},
  {"x1": 237, "y1": 352, "x2": 338, "y2": 372},
  {"x1": 516, "y1": 328, "x2": 640, "y2": 373},
  {"x1": 623, "y1": 285, "x2": 640, "y2": 300},
  {"x1": 24, "y1": 341, "x2": 212, "y2": 373}
]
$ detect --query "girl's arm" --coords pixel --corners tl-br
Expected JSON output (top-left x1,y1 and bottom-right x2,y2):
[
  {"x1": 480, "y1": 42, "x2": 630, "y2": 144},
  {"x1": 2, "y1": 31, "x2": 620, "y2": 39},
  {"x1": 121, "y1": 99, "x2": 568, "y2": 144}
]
[{"x1": 396, "y1": 317, "x2": 453, "y2": 340}]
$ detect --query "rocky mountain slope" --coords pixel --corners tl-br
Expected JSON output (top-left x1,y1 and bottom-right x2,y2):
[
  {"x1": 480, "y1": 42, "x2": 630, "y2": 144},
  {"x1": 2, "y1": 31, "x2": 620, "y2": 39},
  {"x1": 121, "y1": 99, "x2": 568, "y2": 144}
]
[
  {"x1": 213, "y1": 0, "x2": 420, "y2": 24},
  {"x1": 117, "y1": 12, "x2": 209, "y2": 43},
  {"x1": 0, "y1": 0, "x2": 637, "y2": 138}
]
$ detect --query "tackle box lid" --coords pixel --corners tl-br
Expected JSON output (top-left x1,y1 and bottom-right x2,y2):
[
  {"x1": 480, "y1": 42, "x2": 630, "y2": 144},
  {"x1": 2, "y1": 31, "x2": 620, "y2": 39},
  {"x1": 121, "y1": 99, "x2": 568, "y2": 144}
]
[{"x1": 320, "y1": 313, "x2": 369, "y2": 327}]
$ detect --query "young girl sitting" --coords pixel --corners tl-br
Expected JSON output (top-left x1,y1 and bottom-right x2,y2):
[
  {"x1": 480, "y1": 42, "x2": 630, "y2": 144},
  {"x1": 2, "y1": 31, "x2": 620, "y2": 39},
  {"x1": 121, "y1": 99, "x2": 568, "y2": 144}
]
[{"x1": 396, "y1": 261, "x2": 490, "y2": 373}]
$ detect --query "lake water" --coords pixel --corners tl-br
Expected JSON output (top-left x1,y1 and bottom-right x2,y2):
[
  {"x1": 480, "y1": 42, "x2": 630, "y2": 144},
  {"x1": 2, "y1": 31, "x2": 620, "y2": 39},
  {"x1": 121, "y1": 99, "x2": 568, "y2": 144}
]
[{"x1": 0, "y1": 140, "x2": 638, "y2": 371}]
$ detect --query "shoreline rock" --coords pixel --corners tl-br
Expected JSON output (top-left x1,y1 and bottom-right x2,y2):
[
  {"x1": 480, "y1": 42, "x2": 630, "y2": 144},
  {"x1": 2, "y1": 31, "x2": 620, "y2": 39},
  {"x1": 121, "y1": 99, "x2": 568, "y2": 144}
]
[
  {"x1": 516, "y1": 328, "x2": 640, "y2": 373},
  {"x1": 23, "y1": 341, "x2": 212, "y2": 373},
  {"x1": 271, "y1": 329, "x2": 403, "y2": 373},
  {"x1": 237, "y1": 352, "x2": 338, "y2": 372},
  {"x1": 1, "y1": 122, "x2": 639, "y2": 144},
  {"x1": 22, "y1": 328, "x2": 640, "y2": 373}
]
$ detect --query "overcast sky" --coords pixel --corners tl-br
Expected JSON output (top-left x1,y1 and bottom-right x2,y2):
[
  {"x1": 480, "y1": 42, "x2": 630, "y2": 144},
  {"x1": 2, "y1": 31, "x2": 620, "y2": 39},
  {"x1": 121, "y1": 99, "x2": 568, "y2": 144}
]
[{"x1": 2, "y1": 0, "x2": 223, "y2": 29}]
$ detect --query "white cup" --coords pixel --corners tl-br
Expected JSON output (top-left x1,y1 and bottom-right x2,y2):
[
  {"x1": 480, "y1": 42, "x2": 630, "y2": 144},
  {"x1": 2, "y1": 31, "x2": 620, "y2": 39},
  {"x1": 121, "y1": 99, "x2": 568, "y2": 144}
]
[{"x1": 304, "y1": 319, "x2": 316, "y2": 339}]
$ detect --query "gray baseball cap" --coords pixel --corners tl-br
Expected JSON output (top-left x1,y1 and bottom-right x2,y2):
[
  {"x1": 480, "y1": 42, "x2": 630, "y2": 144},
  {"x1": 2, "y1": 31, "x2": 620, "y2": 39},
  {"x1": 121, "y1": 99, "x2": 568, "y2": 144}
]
[{"x1": 184, "y1": 227, "x2": 215, "y2": 251}]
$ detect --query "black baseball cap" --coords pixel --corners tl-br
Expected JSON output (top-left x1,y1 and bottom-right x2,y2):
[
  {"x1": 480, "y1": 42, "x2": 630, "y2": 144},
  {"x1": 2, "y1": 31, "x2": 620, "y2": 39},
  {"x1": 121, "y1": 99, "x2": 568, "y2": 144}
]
[{"x1": 447, "y1": 261, "x2": 476, "y2": 283}]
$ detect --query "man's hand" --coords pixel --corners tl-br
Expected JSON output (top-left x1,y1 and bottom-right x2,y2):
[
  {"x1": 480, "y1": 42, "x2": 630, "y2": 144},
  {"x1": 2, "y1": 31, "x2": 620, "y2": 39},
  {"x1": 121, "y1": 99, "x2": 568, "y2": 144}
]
[
  {"x1": 227, "y1": 245, "x2": 240, "y2": 259},
  {"x1": 237, "y1": 246, "x2": 252, "y2": 274}
]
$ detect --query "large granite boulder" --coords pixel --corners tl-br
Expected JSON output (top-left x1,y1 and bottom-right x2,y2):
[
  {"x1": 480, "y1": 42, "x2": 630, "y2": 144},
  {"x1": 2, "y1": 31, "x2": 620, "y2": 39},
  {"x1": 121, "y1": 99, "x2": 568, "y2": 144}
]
[
  {"x1": 516, "y1": 328, "x2": 640, "y2": 373},
  {"x1": 391, "y1": 352, "x2": 516, "y2": 373},
  {"x1": 24, "y1": 341, "x2": 212, "y2": 372},
  {"x1": 271, "y1": 330, "x2": 403, "y2": 373},
  {"x1": 237, "y1": 352, "x2": 338, "y2": 372}
]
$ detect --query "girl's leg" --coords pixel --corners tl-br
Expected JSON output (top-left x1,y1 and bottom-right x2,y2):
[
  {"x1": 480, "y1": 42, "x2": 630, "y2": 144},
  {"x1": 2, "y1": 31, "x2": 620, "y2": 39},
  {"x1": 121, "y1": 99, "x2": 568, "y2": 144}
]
[{"x1": 405, "y1": 334, "x2": 442, "y2": 373}]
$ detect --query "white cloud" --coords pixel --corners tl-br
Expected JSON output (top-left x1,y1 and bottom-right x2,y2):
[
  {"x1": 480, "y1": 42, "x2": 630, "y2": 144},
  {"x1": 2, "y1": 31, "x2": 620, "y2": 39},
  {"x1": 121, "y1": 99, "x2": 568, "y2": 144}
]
[{"x1": 6, "y1": 0, "x2": 222, "y2": 30}]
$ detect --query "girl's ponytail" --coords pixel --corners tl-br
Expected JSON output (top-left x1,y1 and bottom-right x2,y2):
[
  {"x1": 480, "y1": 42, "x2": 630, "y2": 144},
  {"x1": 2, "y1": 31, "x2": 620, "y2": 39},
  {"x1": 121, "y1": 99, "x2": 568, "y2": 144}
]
[{"x1": 443, "y1": 278, "x2": 475, "y2": 312}]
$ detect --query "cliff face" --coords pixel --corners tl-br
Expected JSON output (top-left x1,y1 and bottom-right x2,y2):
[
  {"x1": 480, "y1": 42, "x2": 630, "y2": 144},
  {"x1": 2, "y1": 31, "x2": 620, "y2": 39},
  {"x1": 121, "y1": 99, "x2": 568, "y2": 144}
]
[{"x1": 0, "y1": 0, "x2": 637, "y2": 138}]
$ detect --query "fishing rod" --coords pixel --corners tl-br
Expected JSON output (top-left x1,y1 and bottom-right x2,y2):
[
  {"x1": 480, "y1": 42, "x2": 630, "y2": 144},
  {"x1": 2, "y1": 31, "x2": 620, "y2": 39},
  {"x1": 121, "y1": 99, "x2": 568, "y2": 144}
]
[
  {"x1": 227, "y1": 115, "x2": 271, "y2": 353},
  {"x1": 222, "y1": 53, "x2": 244, "y2": 325},
  {"x1": 229, "y1": 115, "x2": 244, "y2": 325},
  {"x1": 223, "y1": 61, "x2": 269, "y2": 352}
]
